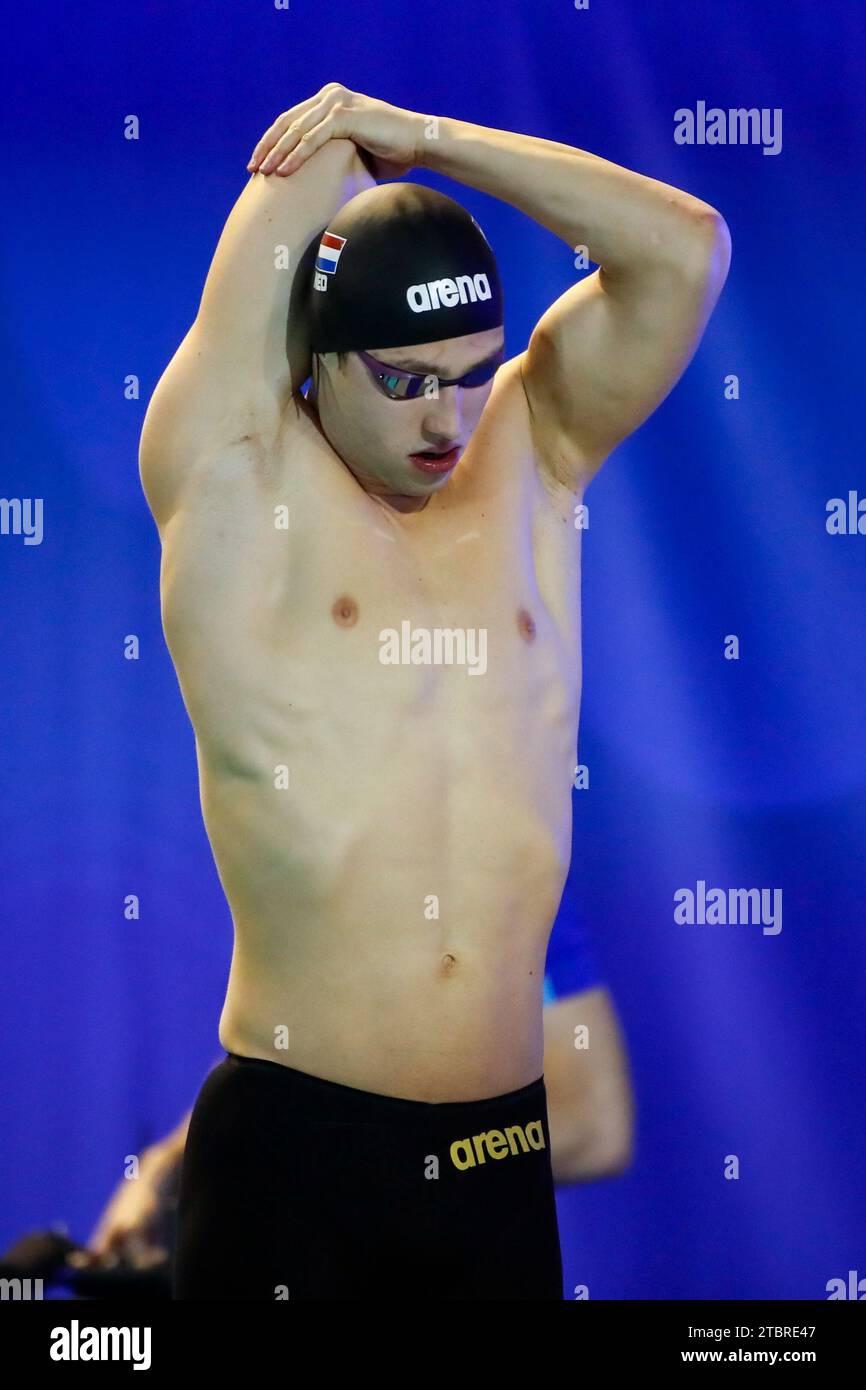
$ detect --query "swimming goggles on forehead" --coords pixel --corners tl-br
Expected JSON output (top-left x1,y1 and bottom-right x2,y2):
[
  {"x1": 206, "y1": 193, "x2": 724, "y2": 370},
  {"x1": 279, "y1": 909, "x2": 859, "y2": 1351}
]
[{"x1": 356, "y1": 346, "x2": 505, "y2": 400}]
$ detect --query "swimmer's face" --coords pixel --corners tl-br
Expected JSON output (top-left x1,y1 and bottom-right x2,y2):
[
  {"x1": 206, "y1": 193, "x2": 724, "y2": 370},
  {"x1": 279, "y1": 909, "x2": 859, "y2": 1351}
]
[{"x1": 310, "y1": 328, "x2": 505, "y2": 509}]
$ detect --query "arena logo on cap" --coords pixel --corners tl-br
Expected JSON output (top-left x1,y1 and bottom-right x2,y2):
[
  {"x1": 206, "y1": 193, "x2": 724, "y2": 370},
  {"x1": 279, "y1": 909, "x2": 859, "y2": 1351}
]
[{"x1": 406, "y1": 274, "x2": 492, "y2": 314}]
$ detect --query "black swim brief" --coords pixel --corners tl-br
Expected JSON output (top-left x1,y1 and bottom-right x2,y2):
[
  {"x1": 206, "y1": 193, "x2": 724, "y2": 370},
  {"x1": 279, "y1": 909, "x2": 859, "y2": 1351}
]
[{"x1": 172, "y1": 1052, "x2": 563, "y2": 1301}]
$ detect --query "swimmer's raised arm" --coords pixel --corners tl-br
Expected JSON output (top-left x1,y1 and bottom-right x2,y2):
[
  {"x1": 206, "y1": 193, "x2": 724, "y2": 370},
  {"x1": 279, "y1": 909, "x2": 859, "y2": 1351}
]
[
  {"x1": 415, "y1": 117, "x2": 731, "y2": 490},
  {"x1": 139, "y1": 92, "x2": 375, "y2": 529},
  {"x1": 193, "y1": 137, "x2": 375, "y2": 402},
  {"x1": 252, "y1": 89, "x2": 731, "y2": 494}
]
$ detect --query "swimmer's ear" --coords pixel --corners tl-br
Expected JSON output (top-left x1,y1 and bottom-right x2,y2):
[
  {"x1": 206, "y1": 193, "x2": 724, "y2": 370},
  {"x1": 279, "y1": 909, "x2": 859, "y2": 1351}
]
[{"x1": 317, "y1": 351, "x2": 346, "y2": 374}]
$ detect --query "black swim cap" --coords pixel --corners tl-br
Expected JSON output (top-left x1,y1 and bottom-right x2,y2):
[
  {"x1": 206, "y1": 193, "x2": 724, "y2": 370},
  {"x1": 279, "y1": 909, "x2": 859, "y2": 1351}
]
[{"x1": 306, "y1": 183, "x2": 504, "y2": 354}]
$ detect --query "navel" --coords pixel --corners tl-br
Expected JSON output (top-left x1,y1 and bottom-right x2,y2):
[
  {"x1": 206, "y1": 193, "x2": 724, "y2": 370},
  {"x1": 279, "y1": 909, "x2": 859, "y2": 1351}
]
[
  {"x1": 517, "y1": 607, "x2": 536, "y2": 642},
  {"x1": 331, "y1": 594, "x2": 359, "y2": 627},
  {"x1": 440, "y1": 953, "x2": 457, "y2": 975}
]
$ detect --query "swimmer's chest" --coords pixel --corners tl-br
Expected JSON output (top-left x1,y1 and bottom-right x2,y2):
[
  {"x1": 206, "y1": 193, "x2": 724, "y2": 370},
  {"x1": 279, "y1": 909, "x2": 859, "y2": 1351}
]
[{"x1": 273, "y1": 447, "x2": 582, "y2": 744}]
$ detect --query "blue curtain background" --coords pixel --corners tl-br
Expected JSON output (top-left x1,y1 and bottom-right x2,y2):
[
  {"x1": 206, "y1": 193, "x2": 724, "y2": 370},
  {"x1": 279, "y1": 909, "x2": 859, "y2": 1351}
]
[{"x1": 1, "y1": 0, "x2": 864, "y2": 1300}]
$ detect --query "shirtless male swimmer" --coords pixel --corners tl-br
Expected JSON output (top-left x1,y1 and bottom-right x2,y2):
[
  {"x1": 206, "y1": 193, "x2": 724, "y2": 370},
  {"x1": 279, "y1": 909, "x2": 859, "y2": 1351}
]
[{"x1": 139, "y1": 86, "x2": 730, "y2": 1301}]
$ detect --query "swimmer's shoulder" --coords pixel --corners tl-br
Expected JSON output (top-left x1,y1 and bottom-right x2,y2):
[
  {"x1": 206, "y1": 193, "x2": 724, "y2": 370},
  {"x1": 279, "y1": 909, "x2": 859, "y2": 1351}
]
[
  {"x1": 480, "y1": 351, "x2": 588, "y2": 513},
  {"x1": 139, "y1": 318, "x2": 294, "y2": 535},
  {"x1": 476, "y1": 351, "x2": 546, "y2": 461},
  {"x1": 457, "y1": 352, "x2": 571, "y2": 506},
  {"x1": 139, "y1": 349, "x2": 341, "y2": 555}
]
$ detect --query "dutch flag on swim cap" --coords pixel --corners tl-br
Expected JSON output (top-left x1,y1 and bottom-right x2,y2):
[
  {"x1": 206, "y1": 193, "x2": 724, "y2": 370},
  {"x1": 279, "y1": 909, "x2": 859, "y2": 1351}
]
[{"x1": 315, "y1": 231, "x2": 347, "y2": 276}]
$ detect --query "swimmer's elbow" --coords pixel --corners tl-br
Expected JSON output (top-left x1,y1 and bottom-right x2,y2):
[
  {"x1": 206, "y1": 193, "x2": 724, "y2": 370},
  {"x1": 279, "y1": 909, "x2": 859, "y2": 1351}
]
[
  {"x1": 548, "y1": 1087, "x2": 635, "y2": 1184},
  {"x1": 553, "y1": 1123, "x2": 635, "y2": 1185}
]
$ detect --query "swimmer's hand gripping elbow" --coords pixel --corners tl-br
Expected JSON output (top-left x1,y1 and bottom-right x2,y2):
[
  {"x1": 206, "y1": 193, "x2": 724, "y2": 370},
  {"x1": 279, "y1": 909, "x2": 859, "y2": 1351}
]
[{"x1": 248, "y1": 84, "x2": 426, "y2": 182}]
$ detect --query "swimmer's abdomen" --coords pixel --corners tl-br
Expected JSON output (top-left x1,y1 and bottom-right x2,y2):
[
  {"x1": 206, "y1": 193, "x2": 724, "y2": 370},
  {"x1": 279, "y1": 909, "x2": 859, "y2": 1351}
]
[{"x1": 196, "y1": 639, "x2": 576, "y2": 944}]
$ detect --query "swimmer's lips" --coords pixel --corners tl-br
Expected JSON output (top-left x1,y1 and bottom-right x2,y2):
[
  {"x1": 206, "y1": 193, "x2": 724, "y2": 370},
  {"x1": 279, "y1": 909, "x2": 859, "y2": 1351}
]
[{"x1": 408, "y1": 446, "x2": 461, "y2": 475}]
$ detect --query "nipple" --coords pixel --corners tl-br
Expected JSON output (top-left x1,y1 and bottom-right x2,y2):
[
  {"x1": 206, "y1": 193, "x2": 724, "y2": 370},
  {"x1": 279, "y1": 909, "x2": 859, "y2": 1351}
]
[
  {"x1": 331, "y1": 594, "x2": 359, "y2": 627},
  {"x1": 517, "y1": 607, "x2": 536, "y2": 642}
]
